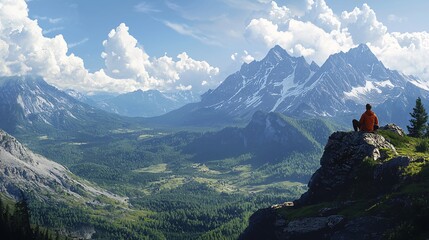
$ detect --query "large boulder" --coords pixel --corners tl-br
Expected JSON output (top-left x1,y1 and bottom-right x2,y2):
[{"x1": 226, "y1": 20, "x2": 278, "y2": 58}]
[
  {"x1": 380, "y1": 124, "x2": 406, "y2": 137},
  {"x1": 296, "y1": 131, "x2": 397, "y2": 205}
]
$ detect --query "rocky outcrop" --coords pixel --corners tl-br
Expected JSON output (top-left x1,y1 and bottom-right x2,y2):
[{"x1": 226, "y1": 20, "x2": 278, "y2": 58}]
[
  {"x1": 0, "y1": 130, "x2": 33, "y2": 164},
  {"x1": 240, "y1": 208, "x2": 278, "y2": 240},
  {"x1": 380, "y1": 123, "x2": 406, "y2": 137},
  {"x1": 296, "y1": 131, "x2": 397, "y2": 205},
  {"x1": 240, "y1": 127, "x2": 422, "y2": 240},
  {"x1": 329, "y1": 216, "x2": 391, "y2": 240},
  {"x1": 281, "y1": 215, "x2": 345, "y2": 239}
]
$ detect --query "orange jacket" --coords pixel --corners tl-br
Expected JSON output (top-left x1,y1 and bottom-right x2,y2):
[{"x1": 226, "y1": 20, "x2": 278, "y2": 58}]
[{"x1": 359, "y1": 110, "x2": 379, "y2": 132}]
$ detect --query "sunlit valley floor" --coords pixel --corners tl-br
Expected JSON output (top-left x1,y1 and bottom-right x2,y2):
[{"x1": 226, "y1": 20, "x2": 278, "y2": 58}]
[{"x1": 14, "y1": 111, "x2": 331, "y2": 239}]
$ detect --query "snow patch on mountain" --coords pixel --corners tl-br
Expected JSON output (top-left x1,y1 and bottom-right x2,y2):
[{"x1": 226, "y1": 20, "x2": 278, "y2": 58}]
[
  {"x1": 188, "y1": 44, "x2": 429, "y2": 128},
  {"x1": 409, "y1": 79, "x2": 429, "y2": 91},
  {"x1": 16, "y1": 95, "x2": 26, "y2": 114},
  {"x1": 343, "y1": 79, "x2": 396, "y2": 105}
]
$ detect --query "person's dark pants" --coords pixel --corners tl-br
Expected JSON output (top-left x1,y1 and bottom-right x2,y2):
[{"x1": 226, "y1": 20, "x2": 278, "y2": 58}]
[
  {"x1": 353, "y1": 120, "x2": 379, "y2": 132},
  {"x1": 352, "y1": 119, "x2": 360, "y2": 131}
]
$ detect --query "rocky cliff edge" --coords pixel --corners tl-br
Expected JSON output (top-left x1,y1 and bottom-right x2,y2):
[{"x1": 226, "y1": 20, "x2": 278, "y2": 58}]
[{"x1": 240, "y1": 125, "x2": 429, "y2": 240}]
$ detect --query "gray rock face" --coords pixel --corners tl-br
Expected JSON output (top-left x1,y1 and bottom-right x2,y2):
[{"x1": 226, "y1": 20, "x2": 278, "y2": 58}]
[
  {"x1": 0, "y1": 130, "x2": 33, "y2": 164},
  {"x1": 240, "y1": 127, "x2": 417, "y2": 240},
  {"x1": 297, "y1": 131, "x2": 396, "y2": 205},
  {"x1": 0, "y1": 129, "x2": 127, "y2": 204},
  {"x1": 380, "y1": 124, "x2": 406, "y2": 137},
  {"x1": 283, "y1": 215, "x2": 345, "y2": 238},
  {"x1": 330, "y1": 217, "x2": 391, "y2": 240}
]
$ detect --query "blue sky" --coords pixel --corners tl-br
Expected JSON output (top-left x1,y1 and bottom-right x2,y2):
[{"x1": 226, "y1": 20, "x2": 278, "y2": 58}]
[
  {"x1": 1, "y1": 0, "x2": 429, "y2": 94},
  {"x1": 28, "y1": 0, "x2": 429, "y2": 71}
]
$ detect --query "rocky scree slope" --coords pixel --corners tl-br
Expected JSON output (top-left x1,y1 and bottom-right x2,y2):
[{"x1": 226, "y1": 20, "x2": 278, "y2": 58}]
[
  {"x1": 240, "y1": 125, "x2": 429, "y2": 240},
  {"x1": 0, "y1": 129, "x2": 126, "y2": 203}
]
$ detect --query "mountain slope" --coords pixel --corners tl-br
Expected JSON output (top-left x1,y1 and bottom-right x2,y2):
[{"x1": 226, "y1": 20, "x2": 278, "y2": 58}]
[
  {"x1": 0, "y1": 76, "x2": 137, "y2": 136},
  {"x1": 0, "y1": 129, "x2": 126, "y2": 203},
  {"x1": 201, "y1": 45, "x2": 317, "y2": 119},
  {"x1": 153, "y1": 44, "x2": 429, "y2": 129},
  {"x1": 240, "y1": 126, "x2": 429, "y2": 240},
  {"x1": 185, "y1": 111, "x2": 336, "y2": 164}
]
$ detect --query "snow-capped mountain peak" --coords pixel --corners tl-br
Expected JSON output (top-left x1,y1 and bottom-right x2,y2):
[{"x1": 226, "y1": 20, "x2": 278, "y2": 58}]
[
  {"x1": 0, "y1": 76, "x2": 80, "y2": 126},
  {"x1": 181, "y1": 44, "x2": 429, "y2": 128},
  {"x1": 0, "y1": 75, "x2": 126, "y2": 134},
  {"x1": 264, "y1": 45, "x2": 292, "y2": 63}
]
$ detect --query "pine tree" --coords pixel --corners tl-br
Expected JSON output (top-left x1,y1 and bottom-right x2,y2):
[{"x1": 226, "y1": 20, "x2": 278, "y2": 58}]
[
  {"x1": 43, "y1": 228, "x2": 50, "y2": 240},
  {"x1": 55, "y1": 231, "x2": 60, "y2": 240},
  {"x1": 0, "y1": 197, "x2": 5, "y2": 235},
  {"x1": 13, "y1": 191, "x2": 33, "y2": 239},
  {"x1": 407, "y1": 97, "x2": 428, "y2": 137}
]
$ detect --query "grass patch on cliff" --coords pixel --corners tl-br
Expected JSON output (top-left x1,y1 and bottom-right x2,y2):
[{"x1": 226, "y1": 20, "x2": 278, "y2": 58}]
[
  {"x1": 378, "y1": 130, "x2": 429, "y2": 159},
  {"x1": 377, "y1": 130, "x2": 409, "y2": 148}
]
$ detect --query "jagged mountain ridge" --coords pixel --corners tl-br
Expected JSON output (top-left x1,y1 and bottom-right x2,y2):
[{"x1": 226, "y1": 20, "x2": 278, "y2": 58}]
[
  {"x1": 0, "y1": 129, "x2": 126, "y2": 203},
  {"x1": 156, "y1": 44, "x2": 429, "y2": 128},
  {"x1": 0, "y1": 76, "x2": 135, "y2": 135},
  {"x1": 201, "y1": 45, "x2": 318, "y2": 119}
]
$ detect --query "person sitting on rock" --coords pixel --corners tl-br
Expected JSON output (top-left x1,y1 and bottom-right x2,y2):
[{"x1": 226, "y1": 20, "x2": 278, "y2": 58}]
[{"x1": 353, "y1": 103, "x2": 379, "y2": 132}]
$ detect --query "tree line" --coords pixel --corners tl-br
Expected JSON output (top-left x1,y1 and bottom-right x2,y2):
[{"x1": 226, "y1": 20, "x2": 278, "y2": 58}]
[{"x1": 0, "y1": 192, "x2": 62, "y2": 240}]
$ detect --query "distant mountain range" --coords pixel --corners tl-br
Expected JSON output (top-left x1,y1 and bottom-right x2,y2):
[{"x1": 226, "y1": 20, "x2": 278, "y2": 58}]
[
  {"x1": 67, "y1": 89, "x2": 199, "y2": 118},
  {"x1": 1, "y1": 44, "x2": 428, "y2": 134},
  {"x1": 152, "y1": 44, "x2": 429, "y2": 129},
  {"x1": 0, "y1": 76, "x2": 136, "y2": 136}
]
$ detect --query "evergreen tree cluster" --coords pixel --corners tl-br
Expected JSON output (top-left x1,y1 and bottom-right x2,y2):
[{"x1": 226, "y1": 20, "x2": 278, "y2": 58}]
[
  {"x1": 407, "y1": 97, "x2": 429, "y2": 138},
  {"x1": 0, "y1": 193, "x2": 60, "y2": 240}
]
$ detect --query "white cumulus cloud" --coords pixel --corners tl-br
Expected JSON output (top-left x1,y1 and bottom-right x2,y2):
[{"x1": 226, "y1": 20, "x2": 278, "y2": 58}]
[
  {"x1": 0, "y1": 0, "x2": 220, "y2": 94},
  {"x1": 230, "y1": 50, "x2": 254, "y2": 63},
  {"x1": 304, "y1": 0, "x2": 341, "y2": 32},
  {"x1": 101, "y1": 23, "x2": 151, "y2": 81},
  {"x1": 0, "y1": 0, "x2": 89, "y2": 90},
  {"x1": 340, "y1": 4, "x2": 387, "y2": 45},
  {"x1": 244, "y1": 0, "x2": 429, "y2": 82},
  {"x1": 100, "y1": 23, "x2": 220, "y2": 93}
]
